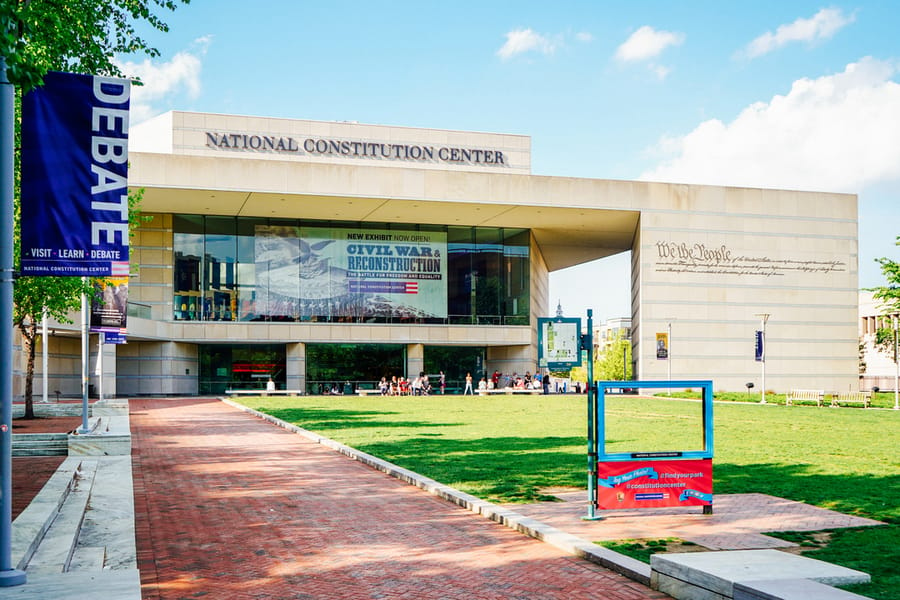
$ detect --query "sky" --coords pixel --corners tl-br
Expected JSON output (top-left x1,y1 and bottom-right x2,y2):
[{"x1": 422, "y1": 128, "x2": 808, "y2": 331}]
[{"x1": 119, "y1": 1, "x2": 899, "y2": 322}]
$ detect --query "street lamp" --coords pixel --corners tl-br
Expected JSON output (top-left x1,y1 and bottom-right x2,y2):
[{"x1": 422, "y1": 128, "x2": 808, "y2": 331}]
[
  {"x1": 894, "y1": 315, "x2": 898, "y2": 411},
  {"x1": 755, "y1": 313, "x2": 770, "y2": 404}
]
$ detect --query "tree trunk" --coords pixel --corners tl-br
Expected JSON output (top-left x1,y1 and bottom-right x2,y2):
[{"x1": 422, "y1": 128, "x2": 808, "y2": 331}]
[{"x1": 21, "y1": 324, "x2": 36, "y2": 420}]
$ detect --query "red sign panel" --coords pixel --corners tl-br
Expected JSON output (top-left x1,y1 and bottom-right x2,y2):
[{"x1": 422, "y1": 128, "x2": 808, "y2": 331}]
[{"x1": 596, "y1": 459, "x2": 712, "y2": 510}]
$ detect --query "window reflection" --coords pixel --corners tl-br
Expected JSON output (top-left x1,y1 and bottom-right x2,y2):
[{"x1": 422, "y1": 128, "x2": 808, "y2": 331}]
[{"x1": 172, "y1": 216, "x2": 531, "y2": 325}]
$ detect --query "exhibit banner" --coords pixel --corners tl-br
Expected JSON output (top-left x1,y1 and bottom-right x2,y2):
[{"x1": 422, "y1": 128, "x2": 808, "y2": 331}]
[
  {"x1": 254, "y1": 226, "x2": 448, "y2": 318},
  {"x1": 21, "y1": 71, "x2": 131, "y2": 277},
  {"x1": 656, "y1": 332, "x2": 669, "y2": 360},
  {"x1": 596, "y1": 458, "x2": 712, "y2": 510},
  {"x1": 90, "y1": 277, "x2": 128, "y2": 343},
  {"x1": 755, "y1": 330, "x2": 765, "y2": 362}
]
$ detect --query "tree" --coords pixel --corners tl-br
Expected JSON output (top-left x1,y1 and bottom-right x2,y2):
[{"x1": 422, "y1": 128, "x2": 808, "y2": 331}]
[
  {"x1": 872, "y1": 235, "x2": 900, "y2": 312},
  {"x1": 594, "y1": 330, "x2": 632, "y2": 381},
  {"x1": 871, "y1": 234, "x2": 899, "y2": 356},
  {"x1": 3, "y1": 1, "x2": 189, "y2": 417}
]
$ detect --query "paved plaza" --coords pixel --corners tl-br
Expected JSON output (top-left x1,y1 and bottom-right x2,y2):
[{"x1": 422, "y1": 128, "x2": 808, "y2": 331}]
[
  {"x1": 130, "y1": 398, "x2": 667, "y2": 599},
  {"x1": 5, "y1": 397, "x2": 884, "y2": 599}
]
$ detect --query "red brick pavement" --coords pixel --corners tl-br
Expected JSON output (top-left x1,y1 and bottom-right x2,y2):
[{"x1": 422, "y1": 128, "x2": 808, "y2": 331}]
[
  {"x1": 11, "y1": 416, "x2": 80, "y2": 520},
  {"x1": 130, "y1": 398, "x2": 668, "y2": 600},
  {"x1": 12, "y1": 456, "x2": 66, "y2": 520}
]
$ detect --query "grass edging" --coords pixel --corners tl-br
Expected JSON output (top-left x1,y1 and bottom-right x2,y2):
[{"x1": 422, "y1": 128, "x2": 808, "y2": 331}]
[{"x1": 221, "y1": 397, "x2": 653, "y2": 586}]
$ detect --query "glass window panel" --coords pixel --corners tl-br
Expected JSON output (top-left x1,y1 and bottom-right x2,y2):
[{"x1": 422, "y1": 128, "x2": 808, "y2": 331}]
[
  {"x1": 474, "y1": 228, "x2": 502, "y2": 323},
  {"x1": 447, "y1": 227, "x2": 473, "y2": 323},
  {"x1": 503, "y1": 229, "x2": 530, "y2": 325}
]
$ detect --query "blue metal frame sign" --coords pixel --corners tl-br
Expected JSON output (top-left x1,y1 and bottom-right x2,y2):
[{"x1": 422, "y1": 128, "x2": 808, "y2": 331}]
[
  {"x1": 538, "y1": 317, "x2": 582, "y2": 369},
  {"x1": 595, "y1": 380, "x2": 714, "y2": 461},
  {"x1": 21, "y1": 71, "x2": 131, "y2": 277}
]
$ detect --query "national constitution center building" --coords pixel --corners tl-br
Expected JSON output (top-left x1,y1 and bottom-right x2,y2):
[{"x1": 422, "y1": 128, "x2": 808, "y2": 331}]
[{"x1": 22, "y1": 112, "x2": 860, "y2": 397}]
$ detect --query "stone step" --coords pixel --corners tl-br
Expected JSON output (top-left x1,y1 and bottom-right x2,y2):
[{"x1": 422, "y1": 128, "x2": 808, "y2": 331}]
[
  {"x1": 67, "y1": 546, "x2": 106, "y2": 572},
  {"x1": 13, "y1": 434, "x2": 68, "y2": 457},
  {"x1": 24, "y1": 460, "x2": 98, "y2": 575},
  {"x1": 13, "y1": 434, "x2": 69, "y2": 442},
  {"x1": 13, "y1": 447, "x2": 68, "y2": 457}
]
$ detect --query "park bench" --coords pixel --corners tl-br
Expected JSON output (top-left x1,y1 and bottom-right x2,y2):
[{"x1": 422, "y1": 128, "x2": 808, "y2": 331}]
[
  {"x1": 356, "y1": 389, "x2": 384, "y2": 396},
  {"x1": 830, "y1": 391, "x2": 871, "y2": 408},
  {"x1": 477, "y1": 388, "x2": 542, "y2": 395},
  {"x1": 785, "y1": 389, "x2": 825, "y2": 407},
  {"x1": 225, "y1": 389, "x2": 303, "y2": 397}
]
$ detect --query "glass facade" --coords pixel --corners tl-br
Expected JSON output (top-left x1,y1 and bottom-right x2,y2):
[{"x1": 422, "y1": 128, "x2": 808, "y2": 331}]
[
  {"x1": 173, "y1": 216, "x2": 530, "y2": 325},
  {"x1": 198, "y1": 344, "x2": 286, "y2": 395}
]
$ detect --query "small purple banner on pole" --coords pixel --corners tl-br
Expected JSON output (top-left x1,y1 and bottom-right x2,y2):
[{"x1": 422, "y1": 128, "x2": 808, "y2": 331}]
[
  {"x1": 755, "y1": 330, "x2": 765, "y2": 362},
  {"x1": 21, "y1": 71, "x2": 130, "y2": 277}
]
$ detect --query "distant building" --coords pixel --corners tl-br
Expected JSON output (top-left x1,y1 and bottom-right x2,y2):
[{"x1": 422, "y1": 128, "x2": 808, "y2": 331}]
[
  {"x1": 859, "y1": 291, "x2": 899, "y2": 391},
  {"x1": 593, "y1": 318, "x2": 632, "y2": 356}
]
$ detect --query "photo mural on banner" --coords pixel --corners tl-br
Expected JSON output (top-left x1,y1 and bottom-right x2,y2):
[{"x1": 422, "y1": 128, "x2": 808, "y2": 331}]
[
  {"x1": 89, "y1": 278, "x2": 128, "y2": 344},
  {"x1": 254, "y1": 226, "x2": 448, "y2": 319},
  {"x1": 20, "y1": 71, "x2": 131, "y2": 277}
]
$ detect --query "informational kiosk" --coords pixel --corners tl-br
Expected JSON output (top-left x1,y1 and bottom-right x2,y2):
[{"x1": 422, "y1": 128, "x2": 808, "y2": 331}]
[{"x1": 591, "y1": 380, "x2": 714, "y2": 515}]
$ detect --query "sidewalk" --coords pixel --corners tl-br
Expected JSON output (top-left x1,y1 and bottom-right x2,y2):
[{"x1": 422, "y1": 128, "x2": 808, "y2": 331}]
[{"x1": 131, "y1": 397, "x2": 667, "y2": 600}]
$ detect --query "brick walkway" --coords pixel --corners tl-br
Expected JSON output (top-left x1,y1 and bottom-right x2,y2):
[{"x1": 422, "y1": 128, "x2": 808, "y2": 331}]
[
  {"x1": 12, "y1": 457, "x2": 65, "y2": 520},
  {"x1": 131, "y1": 398, "x2": 667, "y2": 600},
  {"x1": 511, "y1": 489, "x2": 883, "y2": 551},
  {"x1": 11, "y1": 416, "x2": 81, "y2": 520}
]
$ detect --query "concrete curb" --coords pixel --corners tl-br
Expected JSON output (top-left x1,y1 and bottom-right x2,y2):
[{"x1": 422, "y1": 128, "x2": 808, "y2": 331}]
[{"x1": 222, "y1": 397, "x2": 652, "y2": 586}]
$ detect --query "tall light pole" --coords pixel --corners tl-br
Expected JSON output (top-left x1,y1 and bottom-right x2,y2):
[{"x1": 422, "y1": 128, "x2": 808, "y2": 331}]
[
  {"x1": 894, "y1": 315, "x2": 898, "y2": 411},
  {"x1": 755, "y1": 313, "x2": 770, "y2": 404}
]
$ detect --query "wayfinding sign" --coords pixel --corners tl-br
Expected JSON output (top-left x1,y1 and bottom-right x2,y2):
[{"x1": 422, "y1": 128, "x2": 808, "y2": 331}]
[
  {"x1": 538, "y1": 317, "x2": 582, "y2": 369},
  {"x1": 21, "y1": 71, "x2": 131, "y2": 277}
]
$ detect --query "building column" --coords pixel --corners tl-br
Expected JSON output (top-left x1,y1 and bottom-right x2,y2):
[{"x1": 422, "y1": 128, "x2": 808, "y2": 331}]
[
  {"x1": 288, "y1": 342, "x2": 305, "y2": 392},
  {"x1": 407, "y1": 343, "x2": 424, "y2": 379}
]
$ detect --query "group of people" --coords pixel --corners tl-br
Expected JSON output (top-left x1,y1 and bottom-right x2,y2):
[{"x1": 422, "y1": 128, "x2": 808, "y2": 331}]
[{"x1": 378, "y1": 371, "x2": 447, "y2": 396}]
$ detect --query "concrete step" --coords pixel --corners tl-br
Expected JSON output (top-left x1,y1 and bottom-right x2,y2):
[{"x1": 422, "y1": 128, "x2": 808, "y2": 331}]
[
  {"x1": 67, "y1": 546, "x2": 106, "y2": 572},
  {"x1": 12, "y1": 433, "x2": 69, "y2": 456},
  {"x1": 12, "y1": 447, "x2": 68, "y2": 457},
  {"x1": 13, "y1": 434, "x2": 68, "y2": 457},
  {"x1": 24, "y1": 460, "x2": 98, "y2": 575},
  {"x1": 12, "y1": 434, "x2": 69, "y2": 442}
]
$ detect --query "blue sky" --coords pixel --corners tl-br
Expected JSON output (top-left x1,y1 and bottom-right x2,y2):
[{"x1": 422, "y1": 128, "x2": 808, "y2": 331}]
[{"x1": 121, "y1": 1, "x2": 899, "y2": 321}]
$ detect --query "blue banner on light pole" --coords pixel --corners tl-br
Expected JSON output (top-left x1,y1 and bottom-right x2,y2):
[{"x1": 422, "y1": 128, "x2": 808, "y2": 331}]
[
  {"x1": 21, "y1": 71, "x2": 131, "y2": 277},
  {"x1": 755, "y1": 330, "x2": 765, "y2": 362}
]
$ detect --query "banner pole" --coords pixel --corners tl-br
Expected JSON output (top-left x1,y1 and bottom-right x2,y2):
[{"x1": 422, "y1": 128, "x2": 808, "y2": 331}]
[
  {"x1": 79, "y1": 280, "x2": 90, "y2": 433},
  {"x1": 0, "y1": 56, "x2": 26, "y2": 586}
]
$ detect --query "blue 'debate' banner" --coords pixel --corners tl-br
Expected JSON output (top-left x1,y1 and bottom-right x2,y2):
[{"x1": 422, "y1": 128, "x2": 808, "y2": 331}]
[{"x1": 21, "y1": 71, "x2": 131, "y2": 277}]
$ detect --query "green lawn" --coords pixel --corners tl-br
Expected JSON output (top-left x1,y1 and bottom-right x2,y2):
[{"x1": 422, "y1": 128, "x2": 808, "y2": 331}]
[{"x1": 240, "y1": 394, "x2": 899, "y2": 599}]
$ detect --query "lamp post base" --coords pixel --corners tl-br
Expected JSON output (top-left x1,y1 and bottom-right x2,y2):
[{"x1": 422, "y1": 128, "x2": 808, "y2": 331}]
[{"x1": 0, "y1": 569, "x2": 26, "y2": 587}]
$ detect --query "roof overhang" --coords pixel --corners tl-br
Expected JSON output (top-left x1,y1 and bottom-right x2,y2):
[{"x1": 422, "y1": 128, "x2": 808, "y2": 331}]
[{"x1": 130, "y1": 153, "x2": 639, "y2": 271}]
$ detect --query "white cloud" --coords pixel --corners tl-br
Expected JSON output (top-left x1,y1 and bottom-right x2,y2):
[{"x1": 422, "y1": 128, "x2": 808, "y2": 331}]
[
  {"x1": 640, "y1": 57, "x2": 900, "y2": 193},
  {"x1": 575, "y1": 31, "x2": 594, "y2": 43},
  {"x1": 615, "y1": 25, "x2": 684, "y2": 62},
  {"x1": 116, "y1": 36, "x2": 211, "y2": 123},
  {"x1": 743, "y1": 8, "x2": 855, "y2": 58},
  {"x1": 497, "y1": 28, "x2": 557, "y2": 60}
]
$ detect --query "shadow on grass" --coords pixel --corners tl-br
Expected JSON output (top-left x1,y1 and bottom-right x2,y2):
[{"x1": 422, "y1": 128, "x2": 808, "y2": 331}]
[
  {"x1": 262, "y1": 406, "x2": 462, "y2": 431},
  {"x1": 714, "y1": 462, "x2": 899, "y2": 524},
  {"x1": 357, "y1": 436, "x2": 586, "y2": 503}
]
